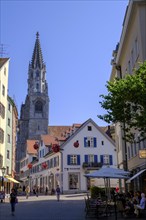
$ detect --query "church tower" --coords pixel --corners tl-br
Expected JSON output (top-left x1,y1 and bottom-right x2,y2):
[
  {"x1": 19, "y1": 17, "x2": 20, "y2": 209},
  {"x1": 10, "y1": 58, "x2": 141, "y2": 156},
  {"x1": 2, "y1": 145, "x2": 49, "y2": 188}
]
[{"x1": 16, "y1": 32, "x2": 49, "y2": 165}]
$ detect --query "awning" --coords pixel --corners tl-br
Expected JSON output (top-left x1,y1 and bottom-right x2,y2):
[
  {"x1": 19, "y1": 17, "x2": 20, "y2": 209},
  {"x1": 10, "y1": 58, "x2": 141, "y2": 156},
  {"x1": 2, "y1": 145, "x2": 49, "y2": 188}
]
[
  {"x1": 126, "y1": 169, "x2": 146, "y2": 183},
  {"x1": 5, "y1": 176, "x2": 20, "y2": 183}
]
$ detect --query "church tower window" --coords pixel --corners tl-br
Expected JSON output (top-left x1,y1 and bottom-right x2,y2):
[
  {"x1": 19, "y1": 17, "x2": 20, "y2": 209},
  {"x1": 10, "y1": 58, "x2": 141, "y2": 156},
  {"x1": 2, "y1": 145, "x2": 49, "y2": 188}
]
[
  {"x1": 36, "y1": 83, "x2": 39, "y2": 91},
  {"x1": 35, "y1": 101, "x2": 43, "y2": 113}
]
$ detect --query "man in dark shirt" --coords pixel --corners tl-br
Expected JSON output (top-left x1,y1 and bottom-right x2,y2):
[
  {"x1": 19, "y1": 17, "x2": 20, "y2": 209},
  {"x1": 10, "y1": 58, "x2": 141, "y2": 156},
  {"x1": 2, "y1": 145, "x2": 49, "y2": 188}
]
[{"x1": 10, "y1": 188, "x2": 17, "y2": 216}]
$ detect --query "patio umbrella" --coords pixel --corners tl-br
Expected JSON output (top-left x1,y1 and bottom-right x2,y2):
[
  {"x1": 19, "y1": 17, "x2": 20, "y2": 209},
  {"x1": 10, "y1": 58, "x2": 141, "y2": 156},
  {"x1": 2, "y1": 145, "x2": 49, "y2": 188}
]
[
  {"x1": 84, "y1": 166, "x2": 129, "y2": 200},
  {"x1": 84, "y1": 166, "x2": 130, "y2": 179}
]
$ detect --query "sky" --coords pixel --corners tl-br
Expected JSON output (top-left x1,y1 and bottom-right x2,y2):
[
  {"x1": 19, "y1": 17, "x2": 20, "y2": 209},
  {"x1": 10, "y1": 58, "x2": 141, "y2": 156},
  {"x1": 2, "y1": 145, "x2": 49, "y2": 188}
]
[{"x1": 0, "y1": 0, "x2": 129, "y2": 126}]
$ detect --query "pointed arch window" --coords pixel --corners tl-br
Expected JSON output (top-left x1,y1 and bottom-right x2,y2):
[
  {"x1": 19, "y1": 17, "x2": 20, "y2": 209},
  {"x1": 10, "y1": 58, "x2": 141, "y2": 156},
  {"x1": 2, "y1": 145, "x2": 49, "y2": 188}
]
[
  {"x1": 36, "y1": 83, "x2": 39, "y2": 91},
  {"x1": 36, "y1": 71, "x2": 39, "y2": 77},
  {"x1": 35, "y1": 101, "x2": 43, "y2": 113}
]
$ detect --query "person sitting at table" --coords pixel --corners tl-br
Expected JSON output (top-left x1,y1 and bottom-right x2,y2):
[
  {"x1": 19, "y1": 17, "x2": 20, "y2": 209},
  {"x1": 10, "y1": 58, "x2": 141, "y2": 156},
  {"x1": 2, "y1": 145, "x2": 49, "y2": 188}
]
[{"x1": 134, "y1": 193, "x2": 146, "y2": 217}]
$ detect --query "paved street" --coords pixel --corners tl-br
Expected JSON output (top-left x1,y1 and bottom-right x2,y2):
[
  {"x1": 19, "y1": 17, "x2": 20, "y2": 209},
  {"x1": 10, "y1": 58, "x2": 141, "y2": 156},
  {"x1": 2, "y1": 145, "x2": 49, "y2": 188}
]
[
  {"x1": 0, "y1": 194, "x2": 146, "y2": 220},
  {"x1": 0, "y1": 194, "x2": 85, "y2": 220}
]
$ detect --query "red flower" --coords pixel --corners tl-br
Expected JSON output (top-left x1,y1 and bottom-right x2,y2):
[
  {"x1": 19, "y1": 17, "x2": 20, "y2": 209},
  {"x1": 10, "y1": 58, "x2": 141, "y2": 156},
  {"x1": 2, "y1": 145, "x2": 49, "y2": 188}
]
[
  {"x1": 42, "y1": 163, "x2": 47, "y2": 169},
  {"x1": 74, "y1": 141, "x2": 79, "y2": 148},
  {"x1": 52, "y1": 144, "x2": 60, "y2": 153},
  {"x1": 28, "y1": 163, "x2": 32, "y2": 169},
  {"x1": 33, "y1": 142, "x2": 39, "y2": 150}
]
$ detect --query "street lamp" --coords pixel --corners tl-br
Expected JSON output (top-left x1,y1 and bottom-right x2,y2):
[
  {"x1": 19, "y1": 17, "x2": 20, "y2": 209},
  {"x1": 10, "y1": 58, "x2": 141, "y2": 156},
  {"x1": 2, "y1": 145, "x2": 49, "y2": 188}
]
[{"x1": 1, "y1": 167, "x2": 6, "y2": 191}]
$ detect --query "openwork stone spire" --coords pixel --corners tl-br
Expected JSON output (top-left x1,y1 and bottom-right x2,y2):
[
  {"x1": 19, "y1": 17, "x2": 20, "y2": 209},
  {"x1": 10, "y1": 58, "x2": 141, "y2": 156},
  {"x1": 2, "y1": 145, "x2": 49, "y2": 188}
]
[{"x1": 31, "y1": 32, "x2": 44, "y2": 69}]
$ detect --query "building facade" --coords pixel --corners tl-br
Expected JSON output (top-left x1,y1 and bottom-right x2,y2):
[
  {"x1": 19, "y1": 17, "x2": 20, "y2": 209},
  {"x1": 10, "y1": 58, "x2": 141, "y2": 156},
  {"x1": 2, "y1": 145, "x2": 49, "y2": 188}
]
[
  {"x1": 110, "y1": 0, "x2": 146, "y2": 192},
  {"x1": 19, "y1": 119, "x2": 118, "y2": 194},
  {"x1": 0, "y1": 58, "x2": 10, "y2": 183}
]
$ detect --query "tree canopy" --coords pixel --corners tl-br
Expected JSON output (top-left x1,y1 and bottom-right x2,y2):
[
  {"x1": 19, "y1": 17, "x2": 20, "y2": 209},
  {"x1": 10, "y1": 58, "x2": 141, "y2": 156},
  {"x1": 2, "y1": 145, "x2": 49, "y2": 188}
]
[{"x1": 98, "y1": 61, "x2": 146, "y2": 142}]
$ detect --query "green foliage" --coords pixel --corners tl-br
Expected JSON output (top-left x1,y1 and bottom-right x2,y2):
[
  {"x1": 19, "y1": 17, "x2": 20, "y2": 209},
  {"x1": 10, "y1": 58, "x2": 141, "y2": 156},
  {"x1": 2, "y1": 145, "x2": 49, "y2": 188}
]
[
  {"x1": 90, "y1": 186, "x2": 105, "y2": 199},
  {"x1": 98, "y1": 61, "x2": 146, "y2": 142}
]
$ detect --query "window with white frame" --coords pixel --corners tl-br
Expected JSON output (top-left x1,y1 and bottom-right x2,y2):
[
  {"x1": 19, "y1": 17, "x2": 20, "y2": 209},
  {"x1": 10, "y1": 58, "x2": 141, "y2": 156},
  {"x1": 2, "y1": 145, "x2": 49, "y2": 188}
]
[
  {"x1": 103, "y1": 155, "x2": 110, "y2": 164},
  {"x1": 67, "y1": 155, "x2": 80, "y2": 165},
  {"x1": 70, "y1": 155, "x2": 77, "y2": 165},
  {"x1": 88, "y1": 154, "x2": 94, "y2": 163},
  {"x1": 84, "y1": 137, "x2": 96, "y2": 147}
]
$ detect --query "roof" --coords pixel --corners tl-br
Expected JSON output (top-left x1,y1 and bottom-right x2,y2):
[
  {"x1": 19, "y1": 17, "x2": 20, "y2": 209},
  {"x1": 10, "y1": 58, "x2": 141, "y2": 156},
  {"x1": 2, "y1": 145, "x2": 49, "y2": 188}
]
[
  {"x1": 26, "y1": 140, "x2": 38, "y2": 154},
  {"x1": 41, "y1": 134, "x2": 59, "y2": 146},
  {"x1": 61, "y1": 118, "x2": 116, "y2": 147},
  {"x1": 48, "y1": 125, "x2": 73, "y2": 139},
  {"x1": 0, "y1": 58, "x2": 9, "y2": 69},
  {"x1": 31, "y1": 32, "x2": 44, "y2": 69}
]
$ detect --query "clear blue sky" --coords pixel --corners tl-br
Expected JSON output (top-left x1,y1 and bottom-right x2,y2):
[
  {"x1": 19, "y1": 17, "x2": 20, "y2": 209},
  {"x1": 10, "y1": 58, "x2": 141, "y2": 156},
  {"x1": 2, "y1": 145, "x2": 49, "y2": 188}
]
[{"x1": 1, "y1": 0, "x2": 128, "y2": 126}]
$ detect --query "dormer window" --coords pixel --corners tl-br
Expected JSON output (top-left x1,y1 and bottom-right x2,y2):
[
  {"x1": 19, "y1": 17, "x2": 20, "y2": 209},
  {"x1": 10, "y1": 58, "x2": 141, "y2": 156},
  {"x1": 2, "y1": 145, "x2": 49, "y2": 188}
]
[{"x1": 88, "y1": 126, "x2": 92, "y2": 131}]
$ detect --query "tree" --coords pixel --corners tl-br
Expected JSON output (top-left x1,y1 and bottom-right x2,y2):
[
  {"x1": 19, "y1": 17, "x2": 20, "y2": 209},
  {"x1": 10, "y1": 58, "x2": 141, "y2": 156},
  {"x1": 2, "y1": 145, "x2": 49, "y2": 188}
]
[{"x1": 98, "y1": 61, "x2": 146, "y2": 142}]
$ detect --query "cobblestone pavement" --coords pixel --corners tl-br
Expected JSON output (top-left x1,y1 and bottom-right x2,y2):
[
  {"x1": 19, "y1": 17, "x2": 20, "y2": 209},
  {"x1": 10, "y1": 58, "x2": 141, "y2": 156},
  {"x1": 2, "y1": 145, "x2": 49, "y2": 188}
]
[{"x1": 0, "y1": 194, "x2": 146, "y2": 220}]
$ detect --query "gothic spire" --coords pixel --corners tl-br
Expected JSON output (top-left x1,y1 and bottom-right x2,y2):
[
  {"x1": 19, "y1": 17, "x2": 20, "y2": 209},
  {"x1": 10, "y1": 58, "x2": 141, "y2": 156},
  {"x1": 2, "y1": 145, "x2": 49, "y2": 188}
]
[{"x1": 31, "y1": 32, "x2": 44, "y2": 69}]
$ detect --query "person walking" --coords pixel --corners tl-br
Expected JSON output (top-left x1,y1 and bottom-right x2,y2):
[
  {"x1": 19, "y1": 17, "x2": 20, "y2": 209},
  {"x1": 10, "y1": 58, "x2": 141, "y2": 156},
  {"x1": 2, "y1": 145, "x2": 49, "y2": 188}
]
[
  {"x1": 25, "y1": 185, "x2": 30, "y2": 199},
  {"x1": 56, "y1": 185, "x2": 61, "y2": 201},
  {"x1": 10, "y1": 188, "x2": 17, "y2": 216}
]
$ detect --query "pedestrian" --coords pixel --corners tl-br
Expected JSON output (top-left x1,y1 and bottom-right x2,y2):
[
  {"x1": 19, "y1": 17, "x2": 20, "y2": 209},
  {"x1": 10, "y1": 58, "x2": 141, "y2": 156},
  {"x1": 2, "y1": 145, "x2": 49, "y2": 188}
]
[
  {"x1": 36, "y1": 186, "x2": 39, "y2": 197},
  {"x1": 25, "y1": 185, "x2": 30, "y2": 199},
  {"x1": 56, "y1": 185, "x2": 61, "y2": 201},
  {"x1": 45, "y1": 186, "x2": 48, "y2": 195},
  {"x1": 134, "y1": 193, "x2": 146, "y2": 217},
  {"x1": 10, "y1": 188, "x2": 17, "y2": 216}
]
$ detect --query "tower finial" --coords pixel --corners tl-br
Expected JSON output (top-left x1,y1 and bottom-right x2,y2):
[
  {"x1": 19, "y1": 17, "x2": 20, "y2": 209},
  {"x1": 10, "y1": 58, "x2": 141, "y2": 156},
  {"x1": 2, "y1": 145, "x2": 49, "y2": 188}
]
[{"x1": 36, "y1": 32, "x2": 39, "y2": 39}]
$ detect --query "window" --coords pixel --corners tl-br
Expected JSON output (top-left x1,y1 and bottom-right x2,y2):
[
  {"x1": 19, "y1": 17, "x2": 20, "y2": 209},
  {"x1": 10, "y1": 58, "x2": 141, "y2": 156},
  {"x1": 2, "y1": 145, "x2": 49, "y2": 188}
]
[
  {"x1": 7, "y1": 150, "x2": 10, "y2": 159},
  {"x1": 69, "y1": 173, "x2": 79, "y2": 190},
  {"x1": 103, "y1": 155, "x2": 110, "y2": 164},
  {"x1": 7, "y1": 134, "x2": 10, "y2": 143},
  {"x1": 67, "y1": 155, "x2": 80, "y2": 165},
  {"x1": 36, "y1": 71, "x2": 39, "y2": 77},
  {"x1": 100, "y1": 154, "x2": 113, "y2": 165},
  {"x1": 8, "y1": 118, "x2": 10, "y2": 127},
  {"x1": 87, "y1": 126, "x2": 92, "y2": 131},
  {"x1": 4, "y1": 67, "x2": 6, "y2": 75},
  {"x1": 0, "y1": 102, "x2": 5, "y2": 119},
  {"x1": 0, "y1": 128, "x2": 4, "y2": 143},
  {"x1": 101, "y1": 141, "x2": 104, "y2": 145},
  {"x1": 2, "y1": 85, "x2": 5, "y2": 96},
  {"x1": 35, "y1": 101, "x2": 43, "y2": 113},
  {"x1": 8, "y1": 103, "x2": 11, "y2": 111},
  {"x1": 85, "y1": 154, "x2": 97, "y2": 163},
  {"x1": 84, "y1": 137, "x2": 97, "y2": 147},
  {"x1": 36, "y1": 83, "x2": 39, "y2": 91}
]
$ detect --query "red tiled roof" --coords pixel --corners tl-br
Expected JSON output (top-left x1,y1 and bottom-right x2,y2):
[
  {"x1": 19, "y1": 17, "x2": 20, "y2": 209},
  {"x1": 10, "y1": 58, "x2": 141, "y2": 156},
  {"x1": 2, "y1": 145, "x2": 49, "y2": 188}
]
[
  {"x1": 26, "y1": 140, "x2": 38, "y2": 154},
  {"x1": 41, "y1": 134, "x2": 58, "y2": 146},
  {"x1": 0, "y1": 58, "x2": 9, "y2": 69},
  {"x1": 48, "y1": 126, "x2": 72, "y2": 138}
]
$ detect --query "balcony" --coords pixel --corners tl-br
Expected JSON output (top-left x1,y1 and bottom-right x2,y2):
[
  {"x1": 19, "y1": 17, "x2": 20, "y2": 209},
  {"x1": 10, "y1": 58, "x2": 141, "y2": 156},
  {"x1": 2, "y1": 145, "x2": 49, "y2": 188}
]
[{"x1": 82, "y1": 162, "x2": 102, "y2": 169}]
